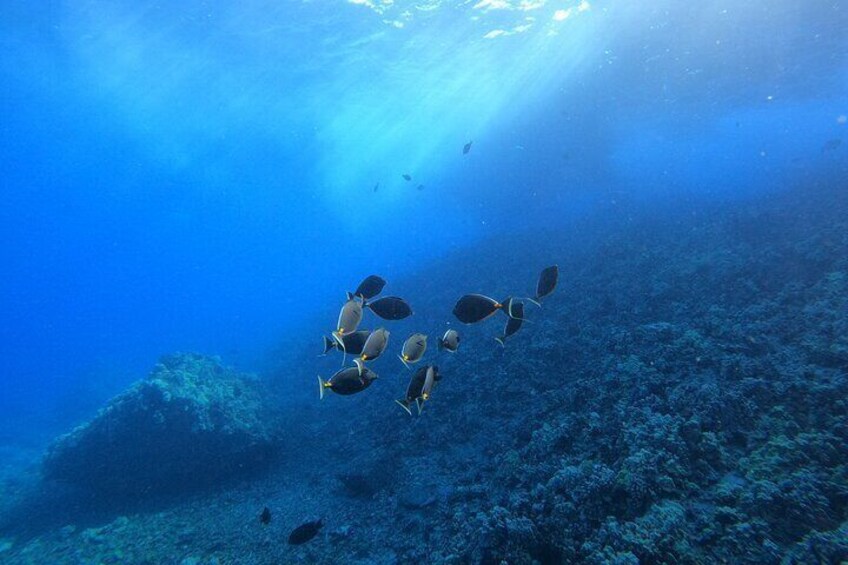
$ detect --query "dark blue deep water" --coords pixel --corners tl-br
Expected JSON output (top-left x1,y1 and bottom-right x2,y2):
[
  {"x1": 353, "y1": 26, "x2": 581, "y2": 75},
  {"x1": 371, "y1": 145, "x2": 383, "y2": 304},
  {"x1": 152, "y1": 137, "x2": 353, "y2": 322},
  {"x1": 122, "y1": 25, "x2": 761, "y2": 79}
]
[{"x1": 1, "y1": 1, "x2": 847, "y2": 563}]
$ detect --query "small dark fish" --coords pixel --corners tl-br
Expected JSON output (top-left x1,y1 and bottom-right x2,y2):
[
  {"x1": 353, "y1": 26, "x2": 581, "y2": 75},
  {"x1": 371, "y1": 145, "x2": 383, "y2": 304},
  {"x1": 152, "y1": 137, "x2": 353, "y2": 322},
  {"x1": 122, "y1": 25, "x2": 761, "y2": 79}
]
[
  {"x1": 373, "y1": 182, "x2": 380, "y2": 192},
  {"x1": 318, "y1": 367, "x2": 378, "y2": 399},
  {"x1": 402, "y1": 174, "x2": 412, "y2": 181},
  {"x1": 452, "y1": 294, "x2": 504, "y2": 324},
  {"x1": 530, "y1": 265, "x2": 558, "y2": 305},
  {"x1": 354, "y1": 328, "x2": 390, "y2": 373},
  {"x1": 335, "y1": 293, "x2": 363, "y2": 336},
  {"x1": 416, "y1": 184, "x2": 424, "y2": 191},
  {"x1": 322, "y1": 330, "x2": 370, "y2": 356},
  {"x1": 821, "y1": 138, "x2": 842, "y2": 153},
  {"x1": 495, "y1": 300, "x2": 525, "y2": 346},
  {"x1": 399, "y1": 333, "x2": 428, "y2": 368},
  {"x1": 353, "y1": 275, "x2": 386, "y2": 300},
  {"x1": 366, "y1": 296, "x2": 413, "y2": 320},
  {"x1": 288, "y1": 518, "x2": 323, "y2": 545},
  {"x1": 438, "y1": 329, "x2": 460, "y2": 353},
  {"x1": 463, "y1": 141, "x2": 473, "y2": 155},
  {"x1": 395, "y1": 365, "x2": 439, "y2": 415},
  {"x1": 260, "y1": 507, "x2": 272, "y2": 525}
]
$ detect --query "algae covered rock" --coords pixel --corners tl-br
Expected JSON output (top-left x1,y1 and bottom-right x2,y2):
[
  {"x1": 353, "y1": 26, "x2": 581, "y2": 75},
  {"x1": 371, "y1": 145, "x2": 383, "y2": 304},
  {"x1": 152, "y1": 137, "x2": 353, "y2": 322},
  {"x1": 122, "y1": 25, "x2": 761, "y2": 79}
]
[{"x1": 43, "y1": 353, "x2": 279, "y2": 493}]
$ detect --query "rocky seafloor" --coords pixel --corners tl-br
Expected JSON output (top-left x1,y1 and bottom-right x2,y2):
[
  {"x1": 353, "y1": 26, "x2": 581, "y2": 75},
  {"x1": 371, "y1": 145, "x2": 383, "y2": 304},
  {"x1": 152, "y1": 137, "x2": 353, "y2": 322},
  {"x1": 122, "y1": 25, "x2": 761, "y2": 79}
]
[{"x1": 1, "y1": 176, "x2": 846, "y2": 564}]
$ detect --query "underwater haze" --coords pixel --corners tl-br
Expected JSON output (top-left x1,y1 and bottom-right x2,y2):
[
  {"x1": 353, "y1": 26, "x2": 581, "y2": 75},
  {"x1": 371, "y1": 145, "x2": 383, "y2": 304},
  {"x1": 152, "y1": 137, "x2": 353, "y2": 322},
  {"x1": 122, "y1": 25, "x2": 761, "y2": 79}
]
[{"x1": 1, "y1": 0, "x2": 847, "y2": 563}]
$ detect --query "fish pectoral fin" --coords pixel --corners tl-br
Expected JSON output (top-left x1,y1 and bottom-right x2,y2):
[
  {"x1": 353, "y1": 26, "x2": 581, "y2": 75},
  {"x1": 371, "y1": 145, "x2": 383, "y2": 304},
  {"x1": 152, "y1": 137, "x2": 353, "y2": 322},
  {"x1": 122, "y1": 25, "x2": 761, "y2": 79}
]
[{"x1": 395, "y1": 399, "x2": 413, "y2": 416}]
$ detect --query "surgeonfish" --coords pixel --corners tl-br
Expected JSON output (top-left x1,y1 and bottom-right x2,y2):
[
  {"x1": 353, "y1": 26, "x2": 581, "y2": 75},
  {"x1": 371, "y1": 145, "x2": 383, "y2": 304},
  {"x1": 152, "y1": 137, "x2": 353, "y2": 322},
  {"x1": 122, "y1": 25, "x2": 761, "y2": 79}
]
[
  {"x1": 452, "y1": 294, "x2": 510, "y2": 324},
  {"x1": 366, "y1": 296, "x2": 413, "y2": 320},
  {"x1": 352, "y1": 275, "x2": 386, "y2": 300},
  {"x1": 399, "y1": 333, "x2": 428, "y2": 368},
  {"x1": 495, "y1": 300, "x2": 525, "y2": 346},
  {"x1": 322, "y1": 330, "x2": 370, "y2": 356},
  {"x1": 318, "y1": 366, "x2": 378, "y2": 399},
  {"x1": 395, "y1": 365, "x2": 440, "y2": 415},
  {"x1": 288, "y1": 519, "x2": 323, "y2": 545},
  {"x1": 335, "y1": 293, "x2": 363, "y2": 337},
  {"x1": 529, "y1": 265, "x2": 558, "y2": 306},
  {"x1": 438, "y1": 329, "x2": 460, "y2": 352},
  {"x1": 402, "y1": 174, "x2": 412, "y2": 181},
  {"x1": 354, "y1": 328, "x2": 390, "y2": 374},
  {"x1": 463, "y1": 141, "x2": 473, "y2": 155}
]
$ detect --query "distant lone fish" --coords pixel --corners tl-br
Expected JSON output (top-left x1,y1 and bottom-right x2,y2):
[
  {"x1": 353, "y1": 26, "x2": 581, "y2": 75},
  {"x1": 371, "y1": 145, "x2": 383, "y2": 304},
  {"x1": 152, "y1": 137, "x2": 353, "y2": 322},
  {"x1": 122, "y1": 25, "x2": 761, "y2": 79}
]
[
  {"x1": 402, "y1": 174, "x2": 412, "y2": 181},
  {"x1": 353, "y1": 275, "x2": 386, "y2": 300},
  {"x1": 318, "y1": 367, "x2": 378, "y2": 399},
  {"x1": 529, "y1": 265, "x2": 558, "y2": 306},
  {"x1": 452, "y1": 294, "x2": 506, "y2": 324},
  {"x1": 288, "y1": 518, "x2": 323, "y2": 545},
  {"x1": 354, "y1": 328, "x2": 390, "y2": 374},
  {"x1": 260, "y1": 507, "x2": 271, "y2": 525},
  {"x1": 366, "y1": 296, "x2": 413, "y2": 320},
  {"x1": 438, "y1": 329, "x2": 460, "y2": 353},
  {"x1": 322, "y1": 330, "x2": 369, "y2": 356},
  {"x1": 821, "y1": 138, "x2": 842, "y2": 153},
  {"x1": 399, "y1": 333, "x2": 428, "y2": 368},
  {"x1": 373, "y1": 182, "x2": 380, "y2": 192},
  {"x1": 495, "y1": 300, "x2": 525, "y2": 346},
  {"x1": 463, "y1": 141, "x2": 473, "y2": 155}
]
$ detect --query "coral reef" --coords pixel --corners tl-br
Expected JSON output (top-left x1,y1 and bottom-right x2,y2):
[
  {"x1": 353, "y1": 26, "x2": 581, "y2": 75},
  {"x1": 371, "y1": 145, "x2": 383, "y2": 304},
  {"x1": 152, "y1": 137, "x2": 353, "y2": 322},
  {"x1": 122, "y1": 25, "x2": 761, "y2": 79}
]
[
  {"x1": 1, "y1": 181, "x2": 846, "y2": 563},
  {"x1": 42, "y1": 353, "x2": 280, "y2": 494}
]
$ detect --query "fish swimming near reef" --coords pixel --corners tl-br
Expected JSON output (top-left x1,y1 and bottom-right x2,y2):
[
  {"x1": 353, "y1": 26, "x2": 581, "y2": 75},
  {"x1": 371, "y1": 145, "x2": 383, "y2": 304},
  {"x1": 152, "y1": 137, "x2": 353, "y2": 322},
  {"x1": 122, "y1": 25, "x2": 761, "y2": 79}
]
[
  {"x1": 438, "y1": 329, "x2": 460, "y2": 352},
  {"x1": 463, "y1": 141, "x2": 473, "y2": 154},
  {"x1": 366, "y1": 296, "x2": 413, "y2": 320},
  {"x1": 402, "y1": 174, "x2": 412, "y2": 181},
  {"x1": 322, "y1": 330, "x2": 370, "y2": 356},
  {"x1": 495, "y1": 300, "x2": 525, "y2": 346},
  {"x1": 354, "y1": 328, "x2": 390, "y2": 374},
  {"x1": 399, "y1": 333, "x2": 427, "y2": 368},
  {"x1": 528, "y1": 265, "x2": 558, "y2": 306},
  {"x1": 288, "y1": 518, "x2": 323, "y2": 545},
  {"x1": 452, "y1": 294, "x2": 513, "y2": 324},
  {"x1": 318, "y1": 367, "x2": 378, "y2": 399},
  {"x1": 260, "y1": 507, "x2": 272, "y2": 525},
  {"x1": 352, "y1": 275, "x2": 386, "y2": 300},
  {"x1": 335, "y1": 293, "x2": 363, "y2": 337},
  {"x1": 395, "y1": 365, "x2": 440, "y2": 415}
]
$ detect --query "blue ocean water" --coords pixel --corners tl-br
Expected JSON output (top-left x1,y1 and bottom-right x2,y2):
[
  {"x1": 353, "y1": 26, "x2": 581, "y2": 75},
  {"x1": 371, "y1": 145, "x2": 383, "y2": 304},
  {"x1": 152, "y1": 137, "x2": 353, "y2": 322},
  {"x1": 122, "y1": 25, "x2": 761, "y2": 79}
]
[{"x1": 1, "y1": 1, "x2": 846, "y2": 563}]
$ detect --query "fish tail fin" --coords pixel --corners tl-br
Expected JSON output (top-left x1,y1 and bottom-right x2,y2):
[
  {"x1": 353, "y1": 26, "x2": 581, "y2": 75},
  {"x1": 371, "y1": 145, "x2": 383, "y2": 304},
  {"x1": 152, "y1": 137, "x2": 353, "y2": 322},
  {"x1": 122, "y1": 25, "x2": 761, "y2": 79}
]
[
  {"x1": 354, "y1": 358, "x2": 365, "y2": 375},
  {"x1": 346, "y1": 291, "x2": 354, "y2": 300},
  {"x1": 398, "y1": 354, "x2": 412, "y2": 369},
  {"x1": 395, "y1": 399, "x2": 413, "y2": 415},
  {"x1": 494, "y1": 337, "x2": 505, "y2": 348},
  {"x1": 526, "y1": 297, "x2": 542, "y2": 308},
  {"x1": 318, "y1": 376, "x2": 328, "y2": 400},
  {"x1": 322, "y1": 336, "x2": 335, "y2": 355},
  {"x1": 416, "y1": 398, "x2": 424, "y2": 415},
  {"x1": 332, "y1": 332, "x2": 347, "y2": 366}
]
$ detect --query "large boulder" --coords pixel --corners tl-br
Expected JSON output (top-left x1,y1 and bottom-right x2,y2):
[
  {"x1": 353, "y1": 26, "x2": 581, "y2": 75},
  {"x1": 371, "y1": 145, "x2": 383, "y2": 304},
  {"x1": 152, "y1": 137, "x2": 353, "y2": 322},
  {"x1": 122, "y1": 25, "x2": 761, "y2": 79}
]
[{"x1": 43, "y1": 353, "x2": 280, "y2": 494}]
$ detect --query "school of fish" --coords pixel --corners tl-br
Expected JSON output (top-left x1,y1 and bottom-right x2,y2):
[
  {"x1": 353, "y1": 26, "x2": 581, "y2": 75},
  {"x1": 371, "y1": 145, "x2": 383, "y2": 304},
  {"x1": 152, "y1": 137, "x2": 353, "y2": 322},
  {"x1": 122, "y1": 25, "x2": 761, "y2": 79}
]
[{"x1": 318, "y1": 265, "x2": 558, "y2": 415}]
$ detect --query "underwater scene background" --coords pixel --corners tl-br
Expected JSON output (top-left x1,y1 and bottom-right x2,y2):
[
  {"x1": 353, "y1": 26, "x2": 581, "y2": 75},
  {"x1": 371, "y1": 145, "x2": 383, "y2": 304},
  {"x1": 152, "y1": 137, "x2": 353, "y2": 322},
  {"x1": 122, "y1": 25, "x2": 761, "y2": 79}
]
[{"x1": 1, "y1": 0, "x2": 847, "y2": 563}]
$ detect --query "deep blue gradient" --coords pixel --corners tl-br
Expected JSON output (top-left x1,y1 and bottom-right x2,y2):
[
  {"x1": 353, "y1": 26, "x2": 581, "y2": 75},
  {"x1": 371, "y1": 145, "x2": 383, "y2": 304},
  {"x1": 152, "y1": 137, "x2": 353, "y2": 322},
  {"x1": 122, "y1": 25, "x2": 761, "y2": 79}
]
[{"x1": 1, "y1": 0, "x2": 846, "y2": 441}]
